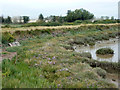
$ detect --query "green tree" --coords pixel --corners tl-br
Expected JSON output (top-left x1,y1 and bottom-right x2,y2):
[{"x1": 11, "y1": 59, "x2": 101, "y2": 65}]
[
  {"x1": 38, "y1": 14, "x2": 44, "y2": 20},
  {"x1": 111, "y1": 16, "x2": 114, "y2": 20},
  {"x1": 66, "y1": 8, "x2": 94, "y2": 22},
  {"x1": 0, "y1": 16, "x2": 4, "y2": 23},
  {"x1": 7, "y1": 16, "x2": 12, "y2": 23},
  {"x1": 101, "y1": 16, "x2": 104, "y2": 20},
  {"x1": 23, "y1": 16, "x2": 29, "y2": 23},
  {"x1": 58, "y1": 16, "x2": 65, "y2": 23},
  {"x1": 3, "y1": 16, "x2": 12, "y2": 24},
  {"x1": 52, "y1": 16, "x2": 56, "y2": 22}
]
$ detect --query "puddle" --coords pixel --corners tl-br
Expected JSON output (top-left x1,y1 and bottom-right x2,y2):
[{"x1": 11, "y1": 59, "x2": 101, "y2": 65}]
[{"x1": 74, "y1": 38, "x2": 119, "y2": 62}]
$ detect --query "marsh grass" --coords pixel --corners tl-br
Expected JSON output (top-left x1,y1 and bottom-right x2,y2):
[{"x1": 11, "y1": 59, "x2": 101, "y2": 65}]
[
  {"x1": 2, "y1": 24, "x2": 119, "y2": 88},
  {"x1": 93, "y1": 67, "x2": 107, "y2": 78}
]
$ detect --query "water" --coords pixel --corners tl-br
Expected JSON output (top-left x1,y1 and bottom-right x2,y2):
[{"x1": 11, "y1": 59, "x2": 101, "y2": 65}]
[{"x1": 74, "y1": 38, "x2": 119, "y2": 62}]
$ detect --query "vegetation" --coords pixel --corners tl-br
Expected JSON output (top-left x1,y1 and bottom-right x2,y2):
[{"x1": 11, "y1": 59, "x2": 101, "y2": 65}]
[
  {"x1": 2, "y1": 24, "x2": 119, "y2": 88},
  {"x1": 2, "y1": 32, "x2": 15, "y2": 44},
  {"x1": 0, "y1": 16, "x2": 12, "y2": 24},
  {"x1": 23, "y1": 16, "x2": 29, "y2": 23},
  {"x1": 38, "y1": 14, "x2": 44, "y2": 20},
  {"x1": 79, "y1": 52, "x2": 92, "y2": 59},
  {"x1": 66, "y1": 8, "x2": 94, "y2": 22},
  {"x1": 93, "y1": 67, "x2": 107, "y2": 78},
  {"x1": 1, "y1": 8, "x2": 118, "y2": 27},
  {"x1": 22, "y1": 21, "x2": 61, "y2": 27},
  {"x1": 96, "y1": 48, "x2": 114, "y2": 55}
]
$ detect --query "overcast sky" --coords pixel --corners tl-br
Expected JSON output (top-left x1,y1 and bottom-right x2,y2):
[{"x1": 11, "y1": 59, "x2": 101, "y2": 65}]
[{"x1": 0, "y1": 0, "x2": 119, "y2": 19}]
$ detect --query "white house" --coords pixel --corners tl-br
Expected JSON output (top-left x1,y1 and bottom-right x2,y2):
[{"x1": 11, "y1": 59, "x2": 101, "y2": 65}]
[
  {"x1": 12, "y1": 16, "x2": 24, "y2": 23},
  {"x1": 28, "y1": 19, "x2": 37, "y2": 23}
]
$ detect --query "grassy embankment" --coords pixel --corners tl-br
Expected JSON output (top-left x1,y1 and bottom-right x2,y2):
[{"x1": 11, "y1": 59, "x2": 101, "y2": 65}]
[{"x1": 2, "y1": 24, "x2": 119, "y2": 88}]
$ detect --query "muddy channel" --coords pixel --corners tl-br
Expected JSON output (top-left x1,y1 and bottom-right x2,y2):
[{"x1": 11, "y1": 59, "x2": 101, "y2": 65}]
[
  {"x1": 73, "y1": 38, "x2": 119, "y2": 62},
  {"x1": 73, "y1": 38, "x2": 119, "y2": 88}
]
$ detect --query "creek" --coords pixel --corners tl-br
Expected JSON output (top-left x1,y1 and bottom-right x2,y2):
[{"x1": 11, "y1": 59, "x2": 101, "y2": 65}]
[{"x1": 73, "y1": 38, "x2": 119, "y2": 62}]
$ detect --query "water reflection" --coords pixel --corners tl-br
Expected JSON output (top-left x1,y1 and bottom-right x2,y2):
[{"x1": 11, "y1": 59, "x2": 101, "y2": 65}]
[{"x1": 74, "y1": 38, "x2": 118, "y2": 62}]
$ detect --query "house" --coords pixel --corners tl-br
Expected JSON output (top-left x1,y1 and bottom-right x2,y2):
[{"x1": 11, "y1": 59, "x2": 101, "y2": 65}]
[
  {"x1": 28, "y1": 19, "x2": 37, "y2": 23},
  {"x1": 12, "y1": 16, "x2": 24, "y2": 23}
]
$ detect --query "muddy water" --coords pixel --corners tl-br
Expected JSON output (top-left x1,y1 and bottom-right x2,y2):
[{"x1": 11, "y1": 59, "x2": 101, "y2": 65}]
[{"x1": 74, "y1": 38, "x2": 119, "y2": 62}]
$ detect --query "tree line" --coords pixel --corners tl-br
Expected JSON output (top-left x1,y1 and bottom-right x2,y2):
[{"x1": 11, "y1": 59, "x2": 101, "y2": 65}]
[
  {"x1": 0, "y1": 8, "x2": 116, "y2": 24},
  {"x1": 0, "y1": 16, "x2": 29, "y2": 24}
]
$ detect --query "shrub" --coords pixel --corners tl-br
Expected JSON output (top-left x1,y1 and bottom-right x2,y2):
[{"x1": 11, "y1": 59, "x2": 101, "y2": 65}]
[
  {"x1": 41, "y1": 22, "x2": 61, "y2": 26},
  {"x1": 96, "y1": 48, "x2": 114, "y2": 55},
  {"x1": 74, "y1": 20, "x2": 82, "y2": 23},
  {"x1": 74, "y1": 38, "x2": 85, "y2": 45},
  {"x1": 6, "y1": 46, "x2": 21, "y2": 52},
  {"x1": 82, "y1": 71, "x2": 98, "y2": 80},
  {"x1": 1, "y1": 24, "x2": 11, "y2": 28},
  {"x1": 79, "y1": 52, "x2": 92, "y2": 59},
  {"x1": 89, "y1": 42, "x2": 95, "y2": 46},
  {"x1": 108, "y1": 33, "x2": 116, "y2": 38},
  {"x1": 94, "y1": 20, "x2": 117, "y2": 24},
  {"x1": 93, "y1": 67, "x2": 107, "y2": 78},
  {"x1": 22, "y1": 22, "x2": 61, "y2": 27},
  {"x1": 60, "y1": 44, "x2": 74, "y2": 50},
  {"x1": 2, "y1": 32, "x2": 15, "y2": 44}
]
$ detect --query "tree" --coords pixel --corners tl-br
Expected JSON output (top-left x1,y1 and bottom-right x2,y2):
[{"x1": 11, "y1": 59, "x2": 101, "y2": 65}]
[
  {"x1": 57, "y1": 16, "x2": 65, "y2": 23},
  {"x1": 23, "y1": 16, "x2": 29, "y2": 23},
  {"x1": 66, "y1": 8, "x2": 94, "y2": 22},
  {"x1": 0, "y1": 16, "x2": 4, "y2": 23},
  {"x1": 101, "y1": 16, "x2": 104, "y2": 20},
  {"x1": 7, "y1": 16, "x2": 12, "y2": 23},
  {"x1": 52, "y1": 16, "x2": 56, "y2": 22},
  {"x1": 111, "y1": 16, "x2": 114, "y2": 20},
  {"x1": 67, "y1": 10, "x2": 72, "y2": 15},
  {"x1": 3, "y1": 16, "x2": 12, "y2": 24},
  {"x1": 38, "y1": 14, "x2": 44, "y2": 20},
  {"x1": 105, "y1": 16, "x2": 109, "y2": 20}
]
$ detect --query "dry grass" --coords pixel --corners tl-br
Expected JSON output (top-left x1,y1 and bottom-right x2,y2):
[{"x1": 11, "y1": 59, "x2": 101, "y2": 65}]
[{"x1": 1, "y1": 23, "x2": 119, "y2": 33}]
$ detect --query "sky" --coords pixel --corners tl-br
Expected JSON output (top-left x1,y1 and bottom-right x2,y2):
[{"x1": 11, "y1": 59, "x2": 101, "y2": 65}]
[{"x1": 0, "y1": 0, "x2": 119, "y2": 19}]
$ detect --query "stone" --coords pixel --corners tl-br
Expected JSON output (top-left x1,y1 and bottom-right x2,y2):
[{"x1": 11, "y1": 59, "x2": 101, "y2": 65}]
[{"x1": 8, "y1": 41, "x2": 20, "y2": 47}]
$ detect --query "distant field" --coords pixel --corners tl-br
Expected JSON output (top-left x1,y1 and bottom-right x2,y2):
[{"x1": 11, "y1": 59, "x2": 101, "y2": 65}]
[{"x1": 1, "y1": 23, "x2": 119, "y2": 32}]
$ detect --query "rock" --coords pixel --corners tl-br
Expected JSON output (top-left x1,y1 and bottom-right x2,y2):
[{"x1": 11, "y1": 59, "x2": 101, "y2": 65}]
[
  {"x1": 8, "y1": 43, "x2": 13, "y2": 47},
  {"x1": 8, "y1": 41, "x2": 20, "y2": 47}
]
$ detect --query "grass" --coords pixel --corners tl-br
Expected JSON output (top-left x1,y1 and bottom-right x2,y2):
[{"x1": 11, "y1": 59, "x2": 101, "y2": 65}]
[
  {"x1": 1, "y1": 23, "x2": 119, "y2": 32},
  {"x1": 2, "y1": 24, "x2": 119, "y2": 88},
  {"x1": 0, "y1": 71, "x2": 1, "y2": 89},
  {"x1": 93, "y1": 67, "x2": 107, "y2": 78}
]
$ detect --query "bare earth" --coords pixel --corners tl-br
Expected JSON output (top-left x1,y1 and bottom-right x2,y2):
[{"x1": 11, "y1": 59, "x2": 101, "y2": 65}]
[{"x1": 1, "y1": 52, "x2": 17, "y2": 61}]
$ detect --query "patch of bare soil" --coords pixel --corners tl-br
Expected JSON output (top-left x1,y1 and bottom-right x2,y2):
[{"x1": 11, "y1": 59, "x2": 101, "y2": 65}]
[
  {"x1": 2, "y1": 52, "x2": 17, "y2": 60},
  {"x1": 106, "y1": 73, "x2": 118, "y2": 88}
]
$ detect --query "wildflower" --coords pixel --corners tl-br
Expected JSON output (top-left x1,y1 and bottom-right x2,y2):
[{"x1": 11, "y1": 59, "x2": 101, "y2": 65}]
[
  {"x1": 36, "y1": 57, "x2": 39, "y2": 59},
  {"x1": 38, "y1": 54, "x2": 41, "y2": 56},
  {"x1": 53, "y1": 61, "x2": 56, "y2": 65},
  {"x1": 39, "y1": 61, "x2": 42, "y2": 65},
  {"x1": 48, "y1": 58, "x2": 51, "y2": 60},
  {"x1": 57, "y1": 84, "x2": 61, "y2": 87},
  {"x1": 48, "y1": 61, "x2": 52, "y2": 64},
  {"x1": 52, "y1": 56, "x2": 56, "y2": 59}
]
